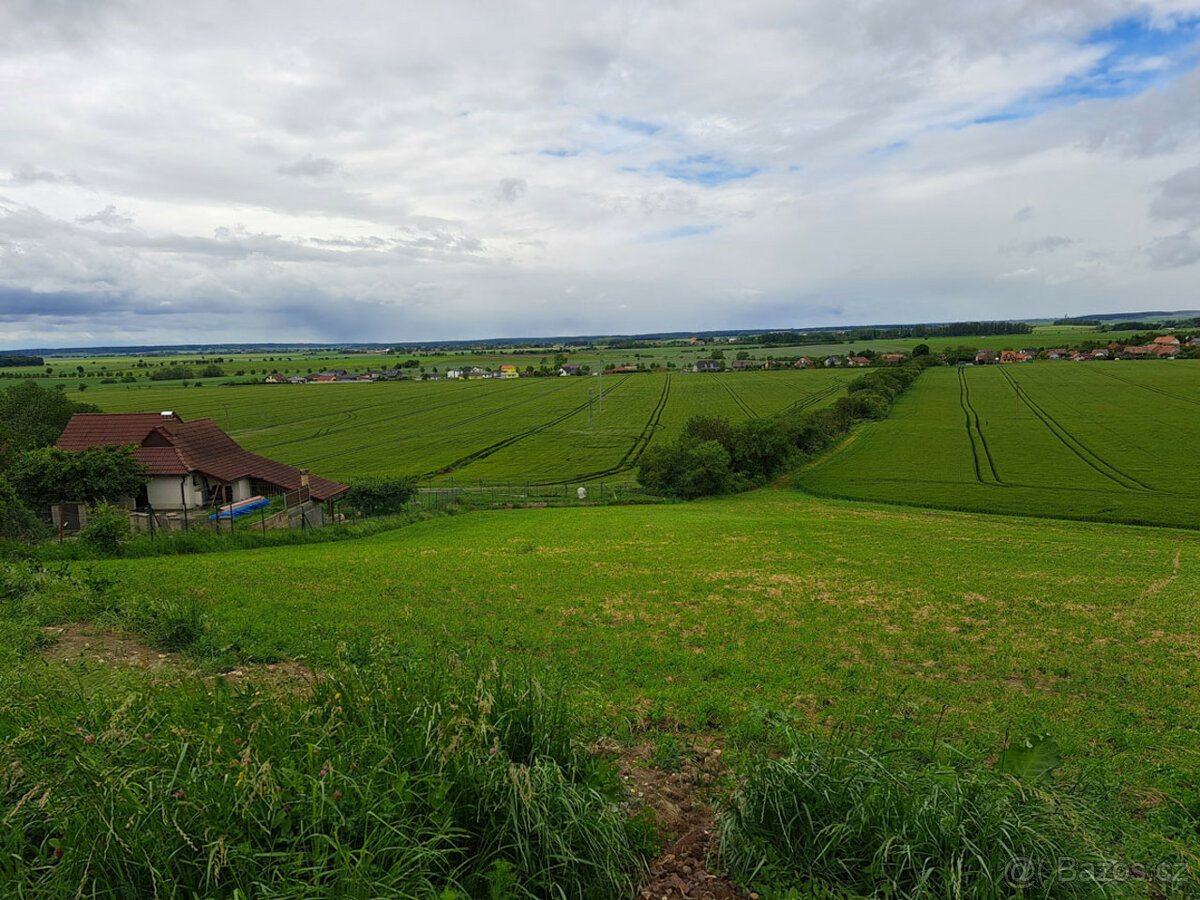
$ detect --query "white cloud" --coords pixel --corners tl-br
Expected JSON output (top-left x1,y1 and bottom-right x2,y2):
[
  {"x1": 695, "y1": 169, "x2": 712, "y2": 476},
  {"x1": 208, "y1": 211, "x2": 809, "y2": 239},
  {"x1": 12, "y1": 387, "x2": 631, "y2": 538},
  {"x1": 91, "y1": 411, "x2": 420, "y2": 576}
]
[{"x1": 2, "y1": 0, "x2": 1200, "y2": 346}]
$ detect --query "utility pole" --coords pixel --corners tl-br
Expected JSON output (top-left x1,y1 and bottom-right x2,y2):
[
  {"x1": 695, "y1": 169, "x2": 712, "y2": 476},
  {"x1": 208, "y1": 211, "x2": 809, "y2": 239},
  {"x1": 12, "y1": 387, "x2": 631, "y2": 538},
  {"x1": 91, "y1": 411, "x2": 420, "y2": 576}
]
[
  {"x1": 588, "y1": 387, "x2": 594, "y2": 428},
  {"x1": 598, "y1": 362, "x2": 603, "y2": 413}
]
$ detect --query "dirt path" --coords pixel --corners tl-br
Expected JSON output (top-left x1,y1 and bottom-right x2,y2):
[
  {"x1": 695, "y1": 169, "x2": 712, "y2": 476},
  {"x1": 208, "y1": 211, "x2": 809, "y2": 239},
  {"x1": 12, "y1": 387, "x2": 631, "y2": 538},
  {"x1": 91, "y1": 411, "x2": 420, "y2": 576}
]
[{"x1": 614, "y1": 740, "x2": 750, "y2": 900}]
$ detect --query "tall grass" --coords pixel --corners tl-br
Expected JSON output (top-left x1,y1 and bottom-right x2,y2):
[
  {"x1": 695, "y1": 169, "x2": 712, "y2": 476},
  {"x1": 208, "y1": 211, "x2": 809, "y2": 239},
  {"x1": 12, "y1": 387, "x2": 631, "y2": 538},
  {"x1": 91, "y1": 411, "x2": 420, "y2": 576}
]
[
  {"x1": 718, "y1": 730, "x2": 1136, "y2": 899},
  {"x1": 0, "y1": 658, "x2": 650, "y2": 898}
]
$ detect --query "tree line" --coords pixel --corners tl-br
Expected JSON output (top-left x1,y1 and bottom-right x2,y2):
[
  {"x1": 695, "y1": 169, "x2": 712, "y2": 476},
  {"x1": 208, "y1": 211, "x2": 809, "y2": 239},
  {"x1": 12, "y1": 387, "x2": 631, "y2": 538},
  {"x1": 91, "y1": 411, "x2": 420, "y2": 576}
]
[{"x1": 636, "y1": 356, "x2": 938, "y2": 499}]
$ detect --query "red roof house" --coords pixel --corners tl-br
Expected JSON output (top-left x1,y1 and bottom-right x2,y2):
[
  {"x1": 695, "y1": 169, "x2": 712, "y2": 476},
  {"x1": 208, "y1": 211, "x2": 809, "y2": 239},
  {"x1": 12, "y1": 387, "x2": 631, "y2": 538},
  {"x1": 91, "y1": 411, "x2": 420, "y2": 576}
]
[{"x1": 57, "y1": 412, "x2": 347, "y2": 511}]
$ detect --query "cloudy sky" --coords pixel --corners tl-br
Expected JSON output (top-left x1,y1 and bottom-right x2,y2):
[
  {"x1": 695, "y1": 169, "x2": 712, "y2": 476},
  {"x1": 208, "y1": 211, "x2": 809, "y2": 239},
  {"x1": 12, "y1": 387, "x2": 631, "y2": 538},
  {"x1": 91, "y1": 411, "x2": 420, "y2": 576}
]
[{"x1": 3, "y1": 0, "x2": 1200, "y2": 348}]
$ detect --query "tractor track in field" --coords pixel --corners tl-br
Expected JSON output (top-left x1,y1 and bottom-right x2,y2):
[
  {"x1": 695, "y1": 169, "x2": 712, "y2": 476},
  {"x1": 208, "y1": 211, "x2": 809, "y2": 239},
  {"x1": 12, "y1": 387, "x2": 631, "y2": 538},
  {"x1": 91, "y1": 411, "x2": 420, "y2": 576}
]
[
  {"x1": 256, "y1": 380, "x2": 577, "y2": 454},
  {"x1": 720, "y1": 380, "x2": 758, "y2": 418},
  {"x1": 958, "y1": 369, "x2": 1002, "y2": 484},
  {"x1": 535, "y1": 374, "x2": 673, "y2": 485},
  {"x1": 997, "y1": 366, "x2": 1153, "y2": 492},
  {"x1": 426, "y1": 375, "x2": 635, "y2": 476},
  {"x1": 1083, "y1": 364, "x2": 1200, "y2": 408},
  {"x1": 785, "y1": 380, "x2": 845, "y2": 413}
]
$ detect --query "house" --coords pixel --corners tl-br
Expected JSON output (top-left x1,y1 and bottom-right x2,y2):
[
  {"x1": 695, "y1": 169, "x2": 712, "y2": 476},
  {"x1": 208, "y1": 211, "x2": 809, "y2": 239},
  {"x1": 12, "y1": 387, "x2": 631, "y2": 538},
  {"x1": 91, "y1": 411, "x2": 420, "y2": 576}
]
[
  {"x1": 796, "y1": 356, "x2": 814, "y2": 369},
  {"x1": 999, "y1": 351, "x2": 1026, "y2": 364},
  {"x1": 824, "y1": 356, "x2": 842, "y2": 367},
  {"x1": 559, "y1": 365, "x2": 581, "y2": 376},
  {"x1": 446, "y1": 369, "x2": 463, "y2": 379},
  {"x1": 730, "y1": 359, "x2": 761, "y2": 370},
  {"x1": 1090, "y1": 349, "x2": 1109, "y2": 359},
  {"x1": 975, "y1": 350, "x2": 997, "y2": 365},
  {"x1": 311, "y1": 372, "x2": 339, "y2": 382},
  {"x1": 1045, "y1": 349, "x2": 1067, "y2": 360},
  {"x1": 56, "y1": 412, "x2": 348, "y2": 516},
  {"x1": 460, "y1": 366, "x2": 486, "y2": 379},
  {"x1": 1154, "y1": 335, "x2": 1181, "y2": 346},
  {"x1": 693, "y1": 359, "x2": 722, "y2": 373},
  {"x1": 847, "y1": 356, "x2": 872, "y2": 367},
  {"x1": 287, "y1": 376, "x2": 308, "y2": 384},
  {"x1": 264, "y1": 372, "x2": 287, "y2": 384},
  {"x1": 498, "y1": 365, "x2": 519, "y2": 379},
  {"x1": 878, "y1": 353, "x2": 905, "y2": 365}
]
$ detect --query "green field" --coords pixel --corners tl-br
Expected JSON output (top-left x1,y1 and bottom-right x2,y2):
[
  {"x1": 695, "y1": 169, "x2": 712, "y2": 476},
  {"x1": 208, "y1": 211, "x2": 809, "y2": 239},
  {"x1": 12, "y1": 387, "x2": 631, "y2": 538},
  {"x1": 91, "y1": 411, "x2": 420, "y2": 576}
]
[
  {"x1": 799, "y1": 362, "x2": 1200, "y2": 529},
  {"x1": 90, "y1": 488, "x2": 1200, "y2": 860},
  {"x1": 85, "y1": 370, "x2": 846, "y2": 485}
]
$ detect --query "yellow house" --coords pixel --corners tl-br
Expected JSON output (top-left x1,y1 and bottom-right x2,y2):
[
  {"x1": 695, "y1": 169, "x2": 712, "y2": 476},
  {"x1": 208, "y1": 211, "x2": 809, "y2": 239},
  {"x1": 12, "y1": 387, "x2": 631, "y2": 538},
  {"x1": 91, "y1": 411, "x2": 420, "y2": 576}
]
[{"x1": 499, "y1": 364, "x2": 519, "y2": 379}]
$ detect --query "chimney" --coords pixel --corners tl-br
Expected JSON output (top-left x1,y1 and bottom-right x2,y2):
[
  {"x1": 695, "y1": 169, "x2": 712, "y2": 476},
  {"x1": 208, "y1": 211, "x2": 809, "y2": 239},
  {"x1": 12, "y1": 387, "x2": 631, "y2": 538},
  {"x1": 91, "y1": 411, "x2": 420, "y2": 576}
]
[
  {"x1": 160, "y1": 411, "x2": 175, "y2": 420},
  {"x1": 300, "y1": 469, "x2": 310, "y2": 488}
]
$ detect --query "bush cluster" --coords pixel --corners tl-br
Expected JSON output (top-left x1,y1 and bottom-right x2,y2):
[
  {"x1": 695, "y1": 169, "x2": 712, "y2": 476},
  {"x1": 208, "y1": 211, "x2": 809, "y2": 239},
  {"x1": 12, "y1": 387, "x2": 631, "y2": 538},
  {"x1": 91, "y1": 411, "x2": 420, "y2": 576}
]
[
  {"x1": 638, "y1": 358, "x2": 936, "y2": 499},
  {"x1": 344, "y1": 475, "x2": 419, "y2": 516}
]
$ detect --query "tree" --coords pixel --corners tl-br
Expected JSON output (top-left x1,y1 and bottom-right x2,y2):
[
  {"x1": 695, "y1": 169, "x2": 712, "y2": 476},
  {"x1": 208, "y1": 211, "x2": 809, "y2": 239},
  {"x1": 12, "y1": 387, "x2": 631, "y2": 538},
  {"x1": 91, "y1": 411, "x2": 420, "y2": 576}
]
[
  {"x1": 7, "y1": 445, "x2": 148, "y2": 511},
  {"x1": 912, "y1": 343, "x2": 931, "y2": 357},
  {"x1": 0, "y1": 381, "x2": 99, "y2": 461}
]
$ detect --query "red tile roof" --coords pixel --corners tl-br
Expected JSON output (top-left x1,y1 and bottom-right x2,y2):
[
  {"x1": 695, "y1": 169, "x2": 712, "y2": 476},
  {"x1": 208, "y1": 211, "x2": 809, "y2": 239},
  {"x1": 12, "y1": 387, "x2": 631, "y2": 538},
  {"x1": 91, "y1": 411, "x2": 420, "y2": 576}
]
[{"x1": 57, "y1": 414, "x2": 348, "y2": 501}]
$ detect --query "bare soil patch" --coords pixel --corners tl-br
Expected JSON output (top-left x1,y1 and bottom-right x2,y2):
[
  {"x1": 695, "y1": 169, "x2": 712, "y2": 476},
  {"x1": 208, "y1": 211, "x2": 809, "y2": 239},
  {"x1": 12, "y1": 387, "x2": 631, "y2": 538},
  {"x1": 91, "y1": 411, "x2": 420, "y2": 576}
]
[
  {"x1": 611, "y1": 738, "x2": 749, "y2": 900},
  {"x1": 39, "y1": 624, "x2": 316, "y2": 690}
]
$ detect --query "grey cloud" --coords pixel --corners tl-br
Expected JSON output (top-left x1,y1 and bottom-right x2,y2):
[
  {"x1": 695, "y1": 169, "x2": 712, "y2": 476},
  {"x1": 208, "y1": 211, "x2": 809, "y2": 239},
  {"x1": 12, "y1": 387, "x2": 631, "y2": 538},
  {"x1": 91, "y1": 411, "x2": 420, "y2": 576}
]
[
  {"x1": 1146, "y1": 232, "x2": 1200, "y2": 268},
  {"x1": 1150, "y1": 164, "x2": 1200, "y2": 227},
  {"x1": 8, "y1": 164, "x2": 79, "y2": 185},
  {"x1": 275, "y1": 155, "x2": 342, "y2": 178},
  {"x1": 1002, "y1": 235, "x2": 1075, "y2": 255},
  {"x1": 76, "y1": 204, "x2": 133, "y2": 226},
  {"x1": 496, "y1": 178, "x2": 527, "y2": 204}
]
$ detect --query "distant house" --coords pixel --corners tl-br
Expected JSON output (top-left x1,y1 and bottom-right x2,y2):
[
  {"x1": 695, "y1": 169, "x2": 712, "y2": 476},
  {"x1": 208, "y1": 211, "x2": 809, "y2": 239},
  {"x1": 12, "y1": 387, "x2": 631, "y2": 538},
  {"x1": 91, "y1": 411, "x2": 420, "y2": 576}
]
[
  {"x1": 498, "y1": 365, "x2": 519, "y2": 379},
  {"x1": 461, "y1": 366, "x2": 486, "y2": 379},
  {"x1": 796, "y1": 356, "x2": 814, "y2": 369},
  {"x1": 975, "y1": 350, "x2": 997, "y2": 365},
  {"x1": 693, "y1": 359, "x2": 722, "y2": 373},
  {"x1": 287, "y1": 376, "x2": 308, "y2": 384},
  {"x1": 559, "y1": 365, "x2": 581, "y2": 376},
  {"x1": 878, "y1": 353, "x2": 905, "y2": 365},
  {"x1": 446, "y1": 369, "x2": 463, "y2": 379},
  {"x1": 824, "y1": 356, "x2": 842, "y2": 367},
  {"x1": 56, "y1": 412, "x2": 348, "y2": 513},
  {"x1": 1045, "y1": 349, "x2": 1067, "y2": 360},
  {"x1": 1154, "y1": 335, "x2": 1181, "y2": 346},
  {"x1": 730, "y1": 359, "x2": 761, "y2": 370},
  {"x1": 264, "y1": 372, "x2": 287, "y2": 384},
  {"x1": 999, "y1": 350, "x2": 1029, "y2": 364},
  {"x1": 1090, "y1": 349, "x2": 1109, "y2": 359},
  {"x1": 847, "y1": 356, "x2": 871, "y2": 367}
]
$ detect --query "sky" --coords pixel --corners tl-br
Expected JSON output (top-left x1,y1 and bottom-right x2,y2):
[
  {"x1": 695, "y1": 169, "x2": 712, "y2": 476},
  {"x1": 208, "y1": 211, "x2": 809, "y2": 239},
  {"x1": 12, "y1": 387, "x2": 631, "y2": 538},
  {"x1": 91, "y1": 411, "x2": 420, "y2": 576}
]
[{"x1": 3, "y1": 1, "x2": 1200, "y2": 348}]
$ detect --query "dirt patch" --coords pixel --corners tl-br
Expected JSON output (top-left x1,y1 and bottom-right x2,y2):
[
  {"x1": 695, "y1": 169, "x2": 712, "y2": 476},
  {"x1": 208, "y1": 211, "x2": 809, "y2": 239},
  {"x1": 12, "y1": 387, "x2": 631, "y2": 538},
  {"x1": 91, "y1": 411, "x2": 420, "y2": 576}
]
[
  {"x1": 42, "y1": 624, "x2": 177, "y2": 668},
  {"x1": 611, "y1": 739, "x2": 749, "y2": 900},
  {"x1": 39, "y1": 624, "x2": 316, "y2": 691}
]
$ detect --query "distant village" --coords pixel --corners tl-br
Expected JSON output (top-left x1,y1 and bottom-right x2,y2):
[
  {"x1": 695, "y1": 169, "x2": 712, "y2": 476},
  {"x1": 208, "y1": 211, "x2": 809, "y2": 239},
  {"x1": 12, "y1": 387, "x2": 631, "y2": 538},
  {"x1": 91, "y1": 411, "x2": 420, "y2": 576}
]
[{"x1": 261, "y1": 334, "x2": 1198, "y2": 385}]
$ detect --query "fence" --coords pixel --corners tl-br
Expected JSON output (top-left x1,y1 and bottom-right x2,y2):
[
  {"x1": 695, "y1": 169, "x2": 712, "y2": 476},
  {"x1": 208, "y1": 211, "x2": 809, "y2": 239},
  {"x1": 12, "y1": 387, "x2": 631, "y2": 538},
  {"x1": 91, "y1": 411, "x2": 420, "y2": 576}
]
[{"x1": 409, "y1": 477, "x2": 651, "y2": 510}]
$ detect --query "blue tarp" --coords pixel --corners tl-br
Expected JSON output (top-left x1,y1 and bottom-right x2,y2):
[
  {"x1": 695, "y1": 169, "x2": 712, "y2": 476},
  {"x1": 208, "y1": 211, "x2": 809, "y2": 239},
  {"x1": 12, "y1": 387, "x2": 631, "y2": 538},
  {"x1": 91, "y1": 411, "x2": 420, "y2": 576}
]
[{"x1": 208, "y1": 496, "x2": 272, "y2": 520}]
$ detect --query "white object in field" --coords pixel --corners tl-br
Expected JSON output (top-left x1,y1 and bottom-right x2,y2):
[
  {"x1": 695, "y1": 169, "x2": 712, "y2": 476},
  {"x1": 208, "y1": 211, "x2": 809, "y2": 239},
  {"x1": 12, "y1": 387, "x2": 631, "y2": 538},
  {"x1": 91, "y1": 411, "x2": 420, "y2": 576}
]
[{"x1": 577, "y1": 486, "x2": 587, "y2": 500}]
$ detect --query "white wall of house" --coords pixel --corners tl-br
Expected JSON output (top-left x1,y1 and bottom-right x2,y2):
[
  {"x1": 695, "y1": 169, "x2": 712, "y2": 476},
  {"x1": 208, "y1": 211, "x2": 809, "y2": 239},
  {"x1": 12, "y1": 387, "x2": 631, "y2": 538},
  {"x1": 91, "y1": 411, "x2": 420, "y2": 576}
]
[{"x1": 147, "y1": 475, "x2": 206, "y2": 510}]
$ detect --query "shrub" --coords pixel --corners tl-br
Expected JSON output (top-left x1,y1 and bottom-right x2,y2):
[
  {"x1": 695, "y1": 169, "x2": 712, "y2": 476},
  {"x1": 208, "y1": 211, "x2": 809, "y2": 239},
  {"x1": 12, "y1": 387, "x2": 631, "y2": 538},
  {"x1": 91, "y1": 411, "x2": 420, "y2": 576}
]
[
  {"x1": 719, "y1": 732, "x2": 1131, "y2": 899},
  {"x1": 79, "y1": 502, "x2": 130, "y2": 555},
  {"x1": 344, "y1": 476, "x2": 419, "y2": 516}
]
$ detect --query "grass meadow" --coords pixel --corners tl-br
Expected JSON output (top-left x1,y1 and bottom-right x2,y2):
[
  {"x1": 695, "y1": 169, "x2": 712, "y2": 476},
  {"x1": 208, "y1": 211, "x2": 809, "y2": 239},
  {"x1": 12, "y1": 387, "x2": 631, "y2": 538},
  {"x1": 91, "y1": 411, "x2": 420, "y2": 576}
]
[
  {"x1": 799, "y1": 362, "x2": 1200, "y2": 529},
  {"x1": 88, "y1": 488, "x2": 1200, "y2": 864}
]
